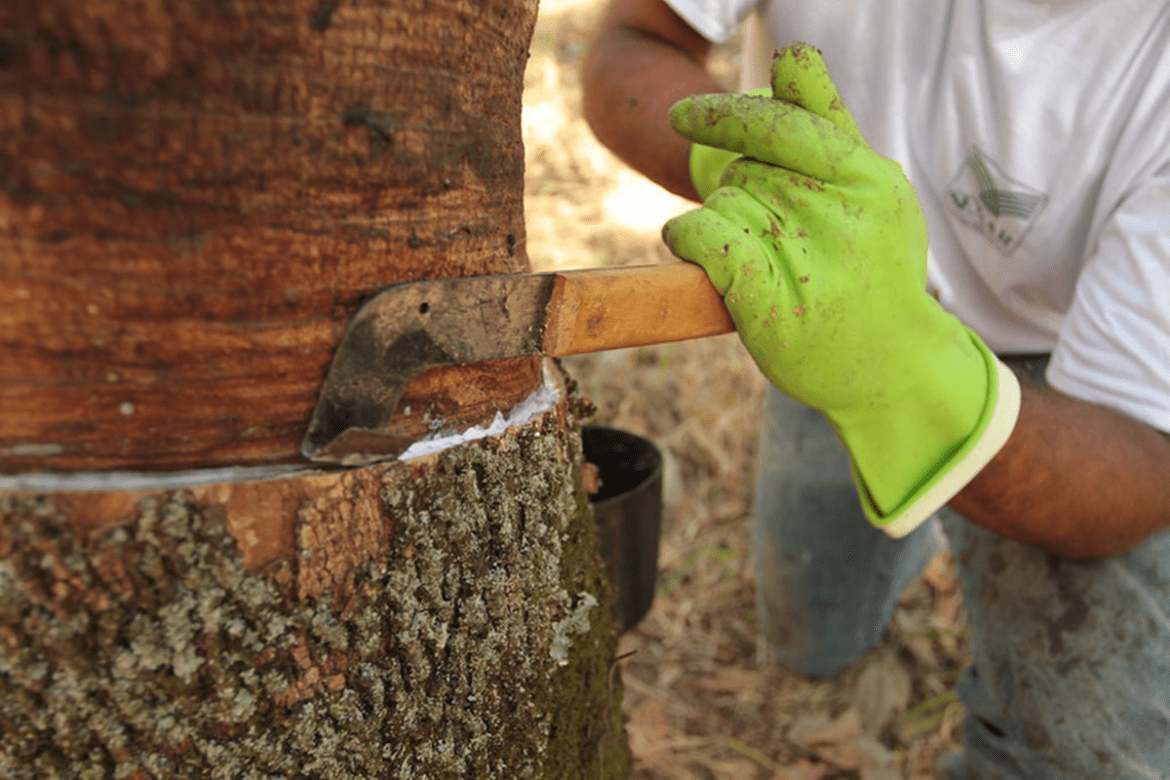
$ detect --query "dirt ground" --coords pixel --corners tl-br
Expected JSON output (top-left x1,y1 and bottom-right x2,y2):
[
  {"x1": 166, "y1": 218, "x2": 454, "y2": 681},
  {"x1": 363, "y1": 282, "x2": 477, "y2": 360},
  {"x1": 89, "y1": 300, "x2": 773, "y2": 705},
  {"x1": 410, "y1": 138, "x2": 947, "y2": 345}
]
[{"x1": 521, "y1": 2, "x2": 971, "y2": 778}]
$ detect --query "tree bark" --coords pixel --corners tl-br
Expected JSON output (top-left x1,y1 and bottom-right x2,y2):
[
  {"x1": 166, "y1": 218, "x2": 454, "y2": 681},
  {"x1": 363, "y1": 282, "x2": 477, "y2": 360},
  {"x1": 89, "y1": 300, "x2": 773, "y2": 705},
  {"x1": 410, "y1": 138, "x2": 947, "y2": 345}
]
[
  {"x1": 1, "y1": 0, "x2": 540, "y2": 472},
  {"x1": 0, "y1": 0, "x2": 631, "y2": 776}
]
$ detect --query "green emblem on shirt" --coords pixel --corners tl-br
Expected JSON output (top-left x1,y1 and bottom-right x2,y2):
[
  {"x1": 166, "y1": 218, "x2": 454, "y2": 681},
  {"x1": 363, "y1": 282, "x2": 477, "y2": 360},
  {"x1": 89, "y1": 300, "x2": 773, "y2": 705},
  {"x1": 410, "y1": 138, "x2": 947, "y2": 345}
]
[{"x1": 947, "y1": 147, "x2": 1049, "y2": 255}]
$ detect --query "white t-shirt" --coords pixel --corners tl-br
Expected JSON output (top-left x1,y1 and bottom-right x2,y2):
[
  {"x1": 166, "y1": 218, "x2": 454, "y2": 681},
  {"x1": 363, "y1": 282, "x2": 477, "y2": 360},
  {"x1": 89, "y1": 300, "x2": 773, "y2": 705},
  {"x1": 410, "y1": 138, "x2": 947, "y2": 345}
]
[{"x1": 666, "y1": 0, "x2": 1170, "y2": 432}]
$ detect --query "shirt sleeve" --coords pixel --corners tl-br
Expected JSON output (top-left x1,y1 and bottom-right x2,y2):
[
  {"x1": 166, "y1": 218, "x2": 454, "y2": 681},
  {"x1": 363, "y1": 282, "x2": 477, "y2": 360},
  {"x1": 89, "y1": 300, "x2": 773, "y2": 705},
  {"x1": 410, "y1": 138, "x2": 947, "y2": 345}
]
[
  {"x1": 662, "y1": 0, "x2": 760, "y2": 43},
  {"x1": 1047, "y1": 164, "x2": 1170, "y2": 434}
]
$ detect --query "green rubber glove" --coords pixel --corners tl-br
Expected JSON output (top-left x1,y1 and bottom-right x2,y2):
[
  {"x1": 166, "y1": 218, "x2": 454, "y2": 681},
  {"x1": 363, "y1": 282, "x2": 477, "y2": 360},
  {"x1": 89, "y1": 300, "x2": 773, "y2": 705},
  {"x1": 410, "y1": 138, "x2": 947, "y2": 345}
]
[
  {"x1": 689, "y1": 144, "x2": 741, "y2": 201},
  {"x1": 689, "y1": 88, "x2": 771, "y2": 200},
  {"x1": 664, "y1": 43, "x2": 1020, "y2": 537}
]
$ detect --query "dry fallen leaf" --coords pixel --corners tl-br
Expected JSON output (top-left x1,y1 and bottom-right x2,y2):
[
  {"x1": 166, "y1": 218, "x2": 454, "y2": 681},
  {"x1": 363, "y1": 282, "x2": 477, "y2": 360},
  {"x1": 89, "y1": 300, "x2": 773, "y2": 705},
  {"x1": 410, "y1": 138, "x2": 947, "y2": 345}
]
[
  {"x1": 779, "y1": 760, "x2": 829, "y2": 780},
  {"x1": 629, "y1": 699, "x2": 673, "y2": 754},
  {"x1": 857, "y1": 736, "x2": 901, "y2": 780},
  {"x1": 856, "y1": 649, "x2": 913, "y2": 736},
  {"x1": 700, "y1": 756, "x2": 766, "y2": 779},
  {"x1": 788, "y1": 707, "x2": 863, "y2": 747}
]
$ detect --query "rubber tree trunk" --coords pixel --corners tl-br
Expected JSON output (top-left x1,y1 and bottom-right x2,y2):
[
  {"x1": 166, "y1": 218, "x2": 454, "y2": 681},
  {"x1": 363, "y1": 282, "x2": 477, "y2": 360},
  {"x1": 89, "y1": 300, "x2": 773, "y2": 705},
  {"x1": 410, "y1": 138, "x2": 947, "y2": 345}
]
[{"x1": 0, "y1": 0, "x2": 631, "y2": 776}]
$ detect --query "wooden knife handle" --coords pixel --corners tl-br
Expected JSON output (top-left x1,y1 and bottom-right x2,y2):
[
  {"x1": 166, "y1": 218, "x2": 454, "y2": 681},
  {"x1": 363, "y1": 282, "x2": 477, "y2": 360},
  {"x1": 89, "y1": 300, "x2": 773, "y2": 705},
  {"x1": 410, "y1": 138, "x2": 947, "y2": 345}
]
[{"x1": 541, "y1": 263, "x2": 735, "y2": 357}]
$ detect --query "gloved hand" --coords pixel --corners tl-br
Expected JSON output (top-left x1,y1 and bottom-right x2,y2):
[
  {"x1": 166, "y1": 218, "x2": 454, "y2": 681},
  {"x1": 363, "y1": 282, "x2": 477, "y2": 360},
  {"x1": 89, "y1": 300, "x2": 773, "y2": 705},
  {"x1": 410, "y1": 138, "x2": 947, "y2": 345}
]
[
  {"x1": 664, "y1": 43, "x2": 1020, "y2": 536},
  {"x1": 689, "y1": 88, "x2": 770, "y2": 200}
]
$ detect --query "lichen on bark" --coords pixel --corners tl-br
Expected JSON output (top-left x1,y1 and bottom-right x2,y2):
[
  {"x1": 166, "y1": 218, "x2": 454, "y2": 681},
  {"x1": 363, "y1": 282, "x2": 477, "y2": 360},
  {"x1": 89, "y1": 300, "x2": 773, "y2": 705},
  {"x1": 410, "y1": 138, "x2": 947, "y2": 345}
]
[{"x1": 0, "y1": 410, "x2": 630, "y2": 778}]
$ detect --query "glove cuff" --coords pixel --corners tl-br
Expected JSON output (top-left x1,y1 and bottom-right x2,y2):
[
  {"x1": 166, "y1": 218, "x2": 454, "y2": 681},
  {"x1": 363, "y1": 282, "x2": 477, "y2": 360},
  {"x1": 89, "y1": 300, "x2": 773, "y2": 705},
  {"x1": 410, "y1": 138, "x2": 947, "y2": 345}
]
[{"x1": 855, "y1": 337, "x2": 1021, "y2": 538}]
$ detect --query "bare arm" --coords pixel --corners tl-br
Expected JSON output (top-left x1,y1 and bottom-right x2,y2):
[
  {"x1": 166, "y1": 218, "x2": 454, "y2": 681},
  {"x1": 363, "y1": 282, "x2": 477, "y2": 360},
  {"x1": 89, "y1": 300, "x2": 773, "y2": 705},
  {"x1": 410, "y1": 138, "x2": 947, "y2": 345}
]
[
  {"x1": 582, "y1": 0, "x2": 722, "y2": 200},
  {"x1": 951, "y1": 381, "x2": 1170, "y2": 559}
]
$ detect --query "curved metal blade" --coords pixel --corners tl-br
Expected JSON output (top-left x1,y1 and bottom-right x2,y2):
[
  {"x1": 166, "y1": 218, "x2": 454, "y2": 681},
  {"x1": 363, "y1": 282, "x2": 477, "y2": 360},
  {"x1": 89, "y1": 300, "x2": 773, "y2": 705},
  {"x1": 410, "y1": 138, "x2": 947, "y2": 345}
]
[{"x1": 302, "y1": 273, "x2": 555, "y2": 464}]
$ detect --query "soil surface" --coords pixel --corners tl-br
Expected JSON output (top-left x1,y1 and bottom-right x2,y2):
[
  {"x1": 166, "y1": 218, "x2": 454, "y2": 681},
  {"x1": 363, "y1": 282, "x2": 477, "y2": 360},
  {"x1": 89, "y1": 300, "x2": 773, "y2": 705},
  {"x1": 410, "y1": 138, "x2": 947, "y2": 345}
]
[{"x1": 523, "y1": 2, "x2": 970, "y2": 777}]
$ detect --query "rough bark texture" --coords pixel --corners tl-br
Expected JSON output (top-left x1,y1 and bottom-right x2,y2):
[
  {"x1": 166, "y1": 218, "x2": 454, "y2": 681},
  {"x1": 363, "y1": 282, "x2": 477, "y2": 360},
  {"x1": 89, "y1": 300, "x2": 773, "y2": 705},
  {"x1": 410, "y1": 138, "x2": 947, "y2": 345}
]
[
  {"x1": 0, "y1": 0, "x2": 540, "y2": 472},
  {"x1": 0, "y1": 380, "x2": 631, "y2": 778}
]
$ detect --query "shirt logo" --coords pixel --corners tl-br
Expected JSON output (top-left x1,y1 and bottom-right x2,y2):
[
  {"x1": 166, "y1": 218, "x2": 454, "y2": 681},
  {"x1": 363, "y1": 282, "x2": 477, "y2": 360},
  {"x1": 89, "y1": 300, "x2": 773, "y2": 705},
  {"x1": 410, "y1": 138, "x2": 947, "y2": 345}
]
[{"x1": 946, "y1": 146, "x2": 1048, "y2": 255}]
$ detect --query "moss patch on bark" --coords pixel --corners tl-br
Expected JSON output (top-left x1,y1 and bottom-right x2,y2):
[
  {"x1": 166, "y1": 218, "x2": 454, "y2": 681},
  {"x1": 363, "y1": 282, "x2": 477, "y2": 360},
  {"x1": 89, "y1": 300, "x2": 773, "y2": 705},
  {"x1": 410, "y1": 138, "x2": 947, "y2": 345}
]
[{"x1": 0, "y1": 410, "x2": 629, "y2": 778}]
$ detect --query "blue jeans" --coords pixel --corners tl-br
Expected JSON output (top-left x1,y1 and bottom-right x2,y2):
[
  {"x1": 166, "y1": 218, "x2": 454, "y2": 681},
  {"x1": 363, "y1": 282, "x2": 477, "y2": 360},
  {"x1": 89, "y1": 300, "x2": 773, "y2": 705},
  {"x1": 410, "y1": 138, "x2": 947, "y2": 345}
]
[{"x1": 753, "y1": 358, "x2": 1170, "y2": 778}]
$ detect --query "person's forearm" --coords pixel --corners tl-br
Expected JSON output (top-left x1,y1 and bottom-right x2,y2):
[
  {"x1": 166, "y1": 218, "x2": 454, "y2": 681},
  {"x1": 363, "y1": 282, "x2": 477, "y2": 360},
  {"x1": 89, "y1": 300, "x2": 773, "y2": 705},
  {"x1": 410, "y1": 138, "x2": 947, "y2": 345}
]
[
  {"x1": 583, "y1": 11, "x2": 722, "y2": 200},
  {"x1": 951, "y1": 381, "x2": 1170, "y2": 559}
]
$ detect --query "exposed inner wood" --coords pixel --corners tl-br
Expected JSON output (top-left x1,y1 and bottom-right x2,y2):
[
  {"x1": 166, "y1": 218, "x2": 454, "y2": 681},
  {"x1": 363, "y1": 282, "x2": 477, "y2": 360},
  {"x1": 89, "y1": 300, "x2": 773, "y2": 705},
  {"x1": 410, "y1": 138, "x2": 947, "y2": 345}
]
[{"x1": 391, "y1": 356, "x2": 546, "y2": 444}]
